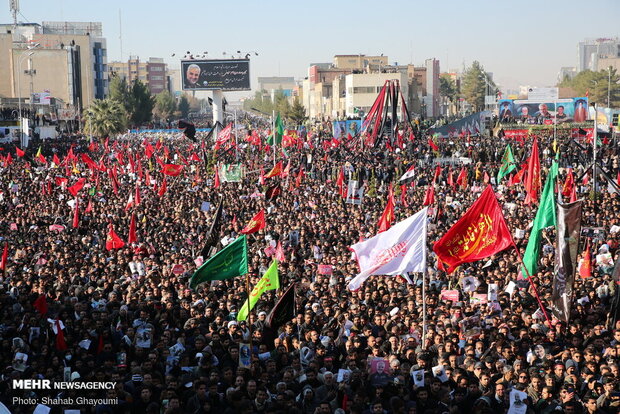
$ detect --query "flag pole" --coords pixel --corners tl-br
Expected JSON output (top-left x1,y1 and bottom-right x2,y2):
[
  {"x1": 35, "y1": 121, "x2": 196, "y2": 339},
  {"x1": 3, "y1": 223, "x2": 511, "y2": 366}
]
[
  {"x1": 512, "y1": 243, "x2": 553, "y2": 327},
  {"x1": 245, "y1": 273, "x2": 253, "y2": 361},
  {"x1": 272, "y1": 110, "x2": 276, "y2": 166},
  {"x1": 422, "y1": 257, "x2": 427, "y2": 350}
]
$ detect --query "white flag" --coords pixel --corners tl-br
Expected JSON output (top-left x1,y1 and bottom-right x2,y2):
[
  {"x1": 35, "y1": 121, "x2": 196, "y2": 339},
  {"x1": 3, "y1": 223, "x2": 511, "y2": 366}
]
[{"x1": 348, "y1": 207, "x2": 427, "y2": 291}]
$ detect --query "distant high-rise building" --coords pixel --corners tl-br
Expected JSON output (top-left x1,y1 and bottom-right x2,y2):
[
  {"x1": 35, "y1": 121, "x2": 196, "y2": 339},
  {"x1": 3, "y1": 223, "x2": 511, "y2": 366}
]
[
  {"x1": 577, "y1": 38, "x2": 620, "y2": 72},
  {"x1": 425, "y1": 58, "x2": 440, "y2": 118}
]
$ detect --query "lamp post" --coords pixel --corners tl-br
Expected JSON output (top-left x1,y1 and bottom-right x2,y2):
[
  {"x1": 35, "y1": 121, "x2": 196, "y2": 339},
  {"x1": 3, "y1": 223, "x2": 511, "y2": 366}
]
[{"x1": 16, "y1": 44, "x2": 39, "y2": 147}]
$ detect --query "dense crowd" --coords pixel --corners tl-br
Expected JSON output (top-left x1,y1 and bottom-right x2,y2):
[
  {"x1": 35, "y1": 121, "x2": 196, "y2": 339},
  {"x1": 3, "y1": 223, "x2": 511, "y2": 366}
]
[{"x1": 0, "y1": 123, "x2": 619, "y2": 414}]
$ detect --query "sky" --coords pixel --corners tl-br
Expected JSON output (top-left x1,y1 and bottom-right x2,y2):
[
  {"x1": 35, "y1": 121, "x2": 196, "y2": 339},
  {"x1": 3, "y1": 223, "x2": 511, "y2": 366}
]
[{"x1": 4, "y1": 0, "x2": 620, "y2": 98}]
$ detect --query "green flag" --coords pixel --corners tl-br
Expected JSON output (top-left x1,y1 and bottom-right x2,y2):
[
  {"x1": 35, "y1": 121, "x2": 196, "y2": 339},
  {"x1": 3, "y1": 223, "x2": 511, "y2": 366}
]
[
  {"x1": 267, "y1": 113, "x2": 284, "y2": 145},
  {"x1": 521, "y1": 161, "x2": 559, "y2": 278},
  {"x1": 189, "y1": 235, "x2": 248, "y2": 289},
  {"x1": 497, "y1": 144, "x2": 516, "y2": 183},
  {"x1": 237, "y1": 260, "x2": 279, "y2": 321}
]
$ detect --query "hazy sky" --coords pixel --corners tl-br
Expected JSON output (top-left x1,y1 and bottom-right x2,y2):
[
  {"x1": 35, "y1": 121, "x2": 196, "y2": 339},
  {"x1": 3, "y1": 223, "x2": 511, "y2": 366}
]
[{"x1": 5, "y1": 0, "x2": 620, "y2": 95}]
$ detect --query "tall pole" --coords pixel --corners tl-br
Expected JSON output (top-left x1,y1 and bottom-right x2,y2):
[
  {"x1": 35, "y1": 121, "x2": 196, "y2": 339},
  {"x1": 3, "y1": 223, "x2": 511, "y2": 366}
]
[
  {"x1": 422, "y1": 262, "x2": 427, "y2": 350},
  {"x1": 272, "y1": 110, "x2": 276, "y2": 165},
  {"x1": 17, "y1": 54, "x2": 23, "y2": 148},
  {"x1": 608, "y1": 67, "x2": 612, "y2": 108},
  {"x1": 234, "y1": 109, "x2": 238, "y2": 161},
  {"x1": 593, "y1": 103, "x2": 598, "y2": 206}
]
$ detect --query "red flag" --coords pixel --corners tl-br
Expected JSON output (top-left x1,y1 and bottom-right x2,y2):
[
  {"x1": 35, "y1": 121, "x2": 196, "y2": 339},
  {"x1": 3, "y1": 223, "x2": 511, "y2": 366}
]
[
  {"x1": 483, "y1": 171, "x2": 490, "y2": 184},
  {"x1": 85, "y1": 198, "x2": 93, "y2": 213},
  {"x1": 617, "y1": 170, "x2": 620, "y2": 188},
  {"x1": 33, "y1": 294, "x2": 48, "y2": 316},
  {"x1": 72, "y1": 198, "x2": 79, "y2": 228},
  {"x1": 265, "y1": 161, "x2": 283, "y2": 179},
  {"x1": 510, "y1": 164, "x2": 527, "y2": 186},
  {"x1": 336, "y1": 167, "x2": 346, "y2": 198},
  {"x1": 400, "y1": 184, "x2": 409, "y2": 208},
  {"x1": 241, "y1": 210, "x2": 266, "y2": 234},
  {"x1": 524, "y1": 137, "x2": 541, "y2": 205},
  {"x1": 377, "y1": 185, "x2": 395, "y2": 233},
  {"x1": 456, "y1": 167, "x2": 468, "y2": 189},
  {"x1": 16, "y1": 147, "x2": 25, "y2": 157},
  {"x1": 128, "y1": 213, "x2": 138, "y2": 244},
  {"x1": 295, "y1": 167, "x2": 304, "y2": 188},
  {"x1": 37, "y1": 153, "x2": 47, "y2": 164},
  {"x1": 582, "y1": 172, "x2": 589, "y2": 186},
  {"x1": 68, "y1": 178, "x2": 86, "y2": 197},
  {"x1": 562, "y1": 168, "x2": 575, "y2": 197},
  {"x1": 214, "y1": 168, "x2": 220, "y2": 189},
  {"x1": 135, "y1": 184, "x2": 141, "y2": 206},
  {"x1": 189, "y1": 152, "x2": 200, "y2": 162},
  {"x1": 144, "y1": 142, "x2": 154, "y2": 159},
  {"x1": 106, "y1": 224, "x2": 125, "y2": 250},
  {"x1": 433, "y1": 165, "x2": 442, "y2": 184},
  {"x1": 275, "y1": 241, "x2": 286, "y2": 262},
  {"x1": 423, "y1": 185, "x2": 435, "y2": 206},
  {"x1": 0, "y1": 242, "x2": 8, "y2": 271},
  {"x1": 162, "y1": 164, "x2": 183, "y2": 176},
  {"x1": 433, "y1": 185, "x2": 514, "y2": 273},
  {"x1": 52, "y1": 154, "x2": 60, "y2": 166},
  {"x1": 428, "y1": 138, "x2": 439, "y2": 151},
  {"x1": 447, "y1": 168, "x2": 454, "y2": 188},
  {"x1": 579, "y1": 239, "x2": 592, "y2": 279},
  {"x1": 88, "y1": 140, "x2": 97, "y2": 152},
  {"x1": 55, "y1": 319, "x2": 67, "y2": 351},
  {"x1": 81, "y1": 153, "x2": 97, "y2": 170},
  {"x1": 158, "y1": 178, "x2": 167, "y2": 197},
  {"x1": 281, "y1": 160, "x2": 291, "y2": 179}
]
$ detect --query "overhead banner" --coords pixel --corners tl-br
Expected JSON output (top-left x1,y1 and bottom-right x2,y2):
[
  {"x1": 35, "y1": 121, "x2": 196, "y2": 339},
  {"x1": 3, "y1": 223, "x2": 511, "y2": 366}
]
[
  {"x1": 428, "y1": 111, "x2": 491, "y2": 138},
  {"x1": 181, "y1": 59, "x2": 250, "y2": 91},
  {"x1": 499, "y1": 97, "x2": 589, "y2": 123},
  {"x1": 551, "y1": 200, "x2": 583, "y2": 323}
]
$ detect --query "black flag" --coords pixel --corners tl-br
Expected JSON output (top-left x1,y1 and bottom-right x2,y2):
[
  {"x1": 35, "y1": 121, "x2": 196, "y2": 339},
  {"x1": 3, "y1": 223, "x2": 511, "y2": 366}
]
[
  {"x1": 551, "y1": 200, "x2": 583, "y2": 323},
  {"x1": 199, "y1": 201, "x2": 223, "y2": 258},
  {"x1": 266, "y1": 283, "x2": 296, "y2": 331},
  {"x1": 265, "y1": 184, "x2": 282, "y2": 201},
  {"x1": 609, "y1": 256, "x2": 620, "y2": 329}
]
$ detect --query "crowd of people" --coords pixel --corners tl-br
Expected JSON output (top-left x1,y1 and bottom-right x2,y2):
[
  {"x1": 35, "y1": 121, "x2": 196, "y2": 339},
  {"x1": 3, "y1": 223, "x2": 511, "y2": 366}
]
[{"x1": 0, "y1": 121, "x2": 619, "y2": 414}]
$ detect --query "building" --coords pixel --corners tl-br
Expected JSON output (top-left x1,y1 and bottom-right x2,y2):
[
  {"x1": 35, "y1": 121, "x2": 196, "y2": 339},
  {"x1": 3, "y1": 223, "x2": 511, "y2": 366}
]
[
  {"x1": 257, "y1": 77, "x2": 296, "y2": 95},
  {"x1": 558, "y1": 67, "x2": 578, "y2": 83},
  {"x1": 424, "y1": 58, "x2": 440, "y2": 118},
  {"x1": 167, "y1": 69, "x2": 182, "y2": 96},
  {"x1": 0, "y1": 21, "x2": 107, "y2": 109},
  {"x1": 344, "y1": 72, "x2": 408, "y2": 117},
  {"x1": 108, "y1": 56, "x2": 168, "y2": 95},
  {"x1": 333, "y1": 55, "x2": 388, "y2": 71},
  {"x1": 0, "y1": 22, "x2": 108, "y2": 108},
  {"x1": 577, "y1": 38, "x2": 620, "y2": 72}
]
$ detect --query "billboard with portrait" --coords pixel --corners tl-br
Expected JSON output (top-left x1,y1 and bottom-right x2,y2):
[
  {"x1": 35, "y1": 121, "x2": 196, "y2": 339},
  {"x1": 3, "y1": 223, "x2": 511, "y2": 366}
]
[
  {"x1": 499, "y1": 97, "x2": 589, "y2": 124},
  {"x1": 181, "y1": 59, "x2": 250, "y2": 91}
]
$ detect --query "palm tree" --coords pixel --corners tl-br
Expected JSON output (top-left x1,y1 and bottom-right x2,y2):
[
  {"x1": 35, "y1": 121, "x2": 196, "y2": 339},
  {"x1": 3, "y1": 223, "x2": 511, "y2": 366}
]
[{"x1": 83, "y1": 99, "x2": 128, "y2": 137}]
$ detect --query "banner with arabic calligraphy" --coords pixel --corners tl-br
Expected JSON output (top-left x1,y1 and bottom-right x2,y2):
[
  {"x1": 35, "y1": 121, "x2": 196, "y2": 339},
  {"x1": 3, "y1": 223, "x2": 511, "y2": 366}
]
[{"x1": 433, "y1": 185, "x2": 514, "y2": 273}]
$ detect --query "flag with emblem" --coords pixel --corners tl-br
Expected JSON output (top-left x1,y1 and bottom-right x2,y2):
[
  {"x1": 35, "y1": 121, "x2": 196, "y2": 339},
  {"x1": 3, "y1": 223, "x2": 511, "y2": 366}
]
[
  {"x1": 190, "y1": 235, "x2": 248, "y2": 289},
  {"x1": 106, "y1": 223, "x2": 125, "y2": 250},
  {"x1": 497, "y1": 144, "x2": 516, "y2": 183},
  {"x1": 241, "y1": 210, "x2": 266, "y2": 234},
  {"x1": 433, "y1": 185, "x2": 514, "y2": 274}
]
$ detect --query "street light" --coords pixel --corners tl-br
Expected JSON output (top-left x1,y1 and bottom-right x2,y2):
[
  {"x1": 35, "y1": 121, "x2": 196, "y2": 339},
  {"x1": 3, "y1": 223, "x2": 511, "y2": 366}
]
[{"x1": 17, "y1": 43, "x2": 39, "y2": 147}]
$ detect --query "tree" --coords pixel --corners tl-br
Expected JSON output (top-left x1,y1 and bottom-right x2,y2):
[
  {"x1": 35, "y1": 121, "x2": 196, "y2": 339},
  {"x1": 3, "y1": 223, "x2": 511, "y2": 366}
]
[
  {"x1": 153, "y1": 90, "x2": 176, "y2": 121},
  {"x1": 83, "y1": 99, "x2": 127, "y2": 137},
  {"x1": 243, "y1": 90, "x2": 274, "y2": 115},
  {"x1": 178, "y1": 95, "x2": 190, "y2": 118},
  {"x1": 274, "y1": 89, "x2": 291, "y2": 118},
  {"x1": 129, "y1": 81, "x2": 154, "y2": 126},
  {"x1": 440, "y1": 74, "x2": 458, "y2": 104},
  {"x1": 558, "y1": 68, "x2": 620, "y2": 107},
  {"x1": 461, "y1": 61, "x2": 495, "y2": 112},
  {"x1": 288, "y1": 97, "x2": 307, "y2": 125}
]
